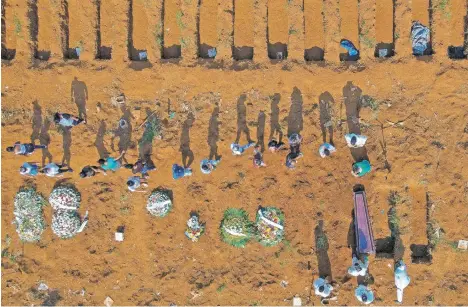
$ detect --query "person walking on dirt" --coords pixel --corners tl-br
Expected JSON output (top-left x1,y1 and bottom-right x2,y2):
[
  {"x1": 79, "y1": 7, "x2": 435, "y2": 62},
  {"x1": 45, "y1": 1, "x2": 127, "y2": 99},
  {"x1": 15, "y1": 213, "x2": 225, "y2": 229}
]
[
  {"x1": 352, "y1": 160, "x2": 372, "y2": 177},
  {"x1": 319, "y1": 143, "x2": 336, "y2": 158},
  {"x1": 345, "y1": 133, "x2": 367, "y2": 148},
  {"x1": 253, "y1": 145, "x2": 267, "y2": 168},
  {"x1": 355, "y1": 285, "x2": 374, "y2": 304},
  {"x1": 98, "y1": 151, "x2": 127, "y2": 172},
  {"x1": 314, "y1": 277, "x2": 333, "y2": 298},
  {"x1": 126, "y1": 158, "x2": 156, "y2": 178},
  {"x1": 79, "y1": 165, "x2": 107, "y2": 178},
  {"x1": 54, "y1": 112, "x2": 85, "y2": 128},
  {"x1": 172, "y1": 164, "x2": 192, "y2": 180},
  {"x1": 395, "y1": 260, "x2": 410, "y2": 303},
  {"x1": 286, "y1": 133, "x2": 303, "y2": 169},
  {"x1": 6, "y1": 142, "x2": 47, "y2": 155},
  {"x1": 127, "y1": 176, "x2": 148, "y2": 192},
  {"x1": 200, "y1": 159, "x2": 220, "y2": 174},
  {"x1": 40, "y1": 163, "x2": 73, "y2": 177},
  {"x1": 231, "y1": 142, "x2": 255, "y2": 156},
  {"x1": 19, "y1": 162, "x2": 40, "y2": 177},
  {"x1": 268, "y1": 139, "x2": 285, "y2": 153},
  {"x1": 348, "y1": 254, "x2": 369, "y2": 277}
]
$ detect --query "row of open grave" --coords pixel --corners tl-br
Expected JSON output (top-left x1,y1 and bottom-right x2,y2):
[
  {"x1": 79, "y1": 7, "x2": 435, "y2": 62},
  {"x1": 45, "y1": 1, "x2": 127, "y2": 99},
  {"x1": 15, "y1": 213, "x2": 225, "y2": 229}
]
[{"x1": 2, "y1": 0, "x2": 468, "y2": 62}]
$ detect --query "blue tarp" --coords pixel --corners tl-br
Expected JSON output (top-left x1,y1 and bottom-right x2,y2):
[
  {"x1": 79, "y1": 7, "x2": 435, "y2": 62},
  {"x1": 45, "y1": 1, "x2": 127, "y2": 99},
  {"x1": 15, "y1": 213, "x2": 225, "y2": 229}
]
[{"x1": 411, "y1": 21, "x2": 430, "y2": 56}]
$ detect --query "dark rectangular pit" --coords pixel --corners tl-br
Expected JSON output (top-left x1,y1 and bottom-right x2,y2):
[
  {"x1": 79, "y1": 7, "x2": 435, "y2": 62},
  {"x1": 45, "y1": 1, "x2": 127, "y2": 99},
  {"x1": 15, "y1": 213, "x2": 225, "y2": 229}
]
[
  {"x1": 268, "y1": 42, "x2": 287, "y2": 60},
  {"x1": 163, "y1": 45, "x2": 181, "y2": 59},
  {"x1": 233, "y1": 46, "x2": 253, "y2": 60},
  {"x1": 305, "y1": 46, "x2": 324, "y2": 61},
  {"x1": 199, "y1": 43, "x2": 216, "y2": 59},
  {"x1": 374, "y1": 42, "x2": 395, "y2": 58}
]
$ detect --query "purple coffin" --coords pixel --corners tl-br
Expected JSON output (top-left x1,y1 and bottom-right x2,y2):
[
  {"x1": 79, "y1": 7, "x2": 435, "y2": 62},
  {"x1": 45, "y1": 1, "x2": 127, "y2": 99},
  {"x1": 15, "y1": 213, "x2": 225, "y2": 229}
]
[{"x1": 354, "y1": 190, "x2": 376, "y2": 254}]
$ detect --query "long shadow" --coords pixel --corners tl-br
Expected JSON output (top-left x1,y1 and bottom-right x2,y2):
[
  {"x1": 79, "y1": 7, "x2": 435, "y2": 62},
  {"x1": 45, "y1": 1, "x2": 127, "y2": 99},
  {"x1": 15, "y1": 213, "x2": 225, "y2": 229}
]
[
  {"x1": 235, "y1": 94, "x2": 253, "y2": 144},
  {"x1": 31, "y1": 101, "x2": 42, "y2": 143},
  {"x1": 319, "y1": 92, "x2": 334, "y2": 144},
  {"x1": 314, "y1": 220, "x2": 332, "y2": 279},
  {"x1": 71, "y1": 77, "x2": 88, "y2": 122},
  {"x1": 112, "y1": 106, "x2": 133, "y2": 164},
  {"x1": 343, "y1": 81, "x2": 368, "y2": 162},
  {"x1": 180, "y1": 113, "x2": 195, "y2": 168},
  {"x1": 287, "y1": 87, "x2": 303, "y2": 137},
  {"x1": 269, "y1": 93, "x2": 283, "y2": 142},
  {"x1": 347, "y1": 209, "x2": 357, "y2": 255},
  {"x1": 61, "y1": 127, "x2": 72, "y2": 167},
  {"x1": 40, "y1": 118, "x2": 53, "y2": 166},
  {"x1": 138, "y1": 108, "x2": 161, "y2": 160},
  {"x1": 94, "y1": 120, "x2": 109, "y2": 159},
  {"x1": 257, "y1": 111, "x2": 266, "y2": 152},
  {"x1": 208, "y1": 104, "x2": 221, "y2": 160}
]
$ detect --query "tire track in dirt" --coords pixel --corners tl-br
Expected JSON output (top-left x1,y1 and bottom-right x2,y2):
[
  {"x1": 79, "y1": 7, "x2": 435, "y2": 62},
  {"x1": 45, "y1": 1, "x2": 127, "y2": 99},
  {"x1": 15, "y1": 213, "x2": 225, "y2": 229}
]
[
  {"x1": 304, "y1": 0, "x2": 325, "y2": 61},
  {"x1": 199, "y1": 0, "x2": 218, "y2": 58},
  {"x1": 253, "y1": 0, "x2": 268, "y2": 62},
  {"x1": 287, "y1": 0, "x2": 304, "y2": 61},
  {"x1": 267, "y1": 0, "x2": 288, "y2": 60},
  {"x1": 217, "y1": 0, "x2": 233, "y2": 60},
  {"x1": 234, "y1": 0, "x2": 254, "y2": 60},
  {"x1": 67, "y1": 0, "x2": 97, "y2": 60},
  {"x1": 163, "y1": 0, "x2": 181, "y2": 59},
  {"x1": 339, "y1": 0, "x2": 360, "y2": 59},
  {"x1": 375, "y1": 0, "x2": 394, "y2": 58}
]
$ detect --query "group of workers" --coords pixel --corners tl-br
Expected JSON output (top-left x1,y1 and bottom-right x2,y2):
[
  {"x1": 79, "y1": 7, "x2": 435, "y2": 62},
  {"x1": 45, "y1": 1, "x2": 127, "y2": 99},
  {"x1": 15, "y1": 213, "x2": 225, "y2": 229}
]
[{"x1": 313, "y1": 256, "x2": 411, "y2": 304}]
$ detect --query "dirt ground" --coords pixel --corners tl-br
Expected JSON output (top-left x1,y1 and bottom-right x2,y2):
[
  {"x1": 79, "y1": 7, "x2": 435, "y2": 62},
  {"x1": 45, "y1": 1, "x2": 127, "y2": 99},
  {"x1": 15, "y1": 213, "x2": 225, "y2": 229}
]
[{"x1": 2, "y1": 0, "x2": 468, "y2": 306}]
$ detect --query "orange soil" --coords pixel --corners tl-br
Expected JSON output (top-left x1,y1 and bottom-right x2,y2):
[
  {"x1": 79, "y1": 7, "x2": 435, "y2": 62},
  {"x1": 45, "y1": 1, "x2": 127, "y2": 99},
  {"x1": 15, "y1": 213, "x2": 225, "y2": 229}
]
[
  {"x1": 164, "y1": 0, "x2": 181, "y2": 48},
  {"x1": 67, "y1": 0, "x2": 96, "y2": 60},
  {"x1": 36, "y1": 0, "x2": 59, "y2": 58},
  {"x1": 304, "y1": 0, "x2": 324, "y2": 50},
  {"x1": 2, "y1": 0, "x2": 17, "y2": 51},
  {"x1": 267, "y1": 0, "x2": 288, "y2": 45},
  {"x1": 2, "y1": 0, "x2": 468, "y2": 306},
  {"x1": 132, "y1": 0, "x2": 150, "y2": 54},
  {"x1": 412, "y1": 0, "x2": 430, "y2": 25},
  {"x1": 375, "y1": 0, "x2": 393, "y2": 44},
  {"x1": 199, "y1": 0, "x2": 218, "y2": 48},
  {"x1": 450, "y1": 0, "x2": 466, "y2": 46},
  {"x1": 234, "y1": 0, "x2": 254, "y2": 48},
  {"x1": 339, "y1": 0, "x2": 359, "y2": 49}
]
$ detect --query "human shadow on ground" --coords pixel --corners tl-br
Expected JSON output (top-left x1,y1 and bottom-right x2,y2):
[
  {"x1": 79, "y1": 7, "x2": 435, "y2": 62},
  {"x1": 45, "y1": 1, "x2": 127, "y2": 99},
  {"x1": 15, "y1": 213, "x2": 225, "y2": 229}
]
[
  {"x1": 180, "y1": 113, "x2": 195, "y2": 168},
  {"x1": 235, "y1": 94, "x2": 254, "y2": 144},
  {"x1": 39, "y1": 118, "x2": 53, "y2": 166},
  {"x1": 31, "y1": 101, "x2": 42, "y2": 143},
  {"x1": 60, "y1": 126, "x2": 72, "y2": 167},
  {"x1": 287, "y1": 87, "x2": 303, "y2": 137},
  {"x1": 71, "y1": 77, "x2": 88, "y2": 122},
  {"x1": 319, "y1": 92, "x2": 334, "y2": 144},
  {"x1": 208, "y1": 104, "x2": 221, "y2": 160},
  {"x1": 94, "y1": 120, "x2": 110, "y2": 159},
  {"x1": 315, "y1": 220, "x2": 332, "y2": 280},
  {"x1": 112, "y1": 106, "x2": 133, "y2": 164},
  {"x1": 138, "y1": 108, "x2": 161, "y2": 160},
  {"x1": 269, "y1": 93, "x2": 283, "y2": 143},
  {"x1": 343, "y1": 81, "x2": 368, "y2": 162},
  {"x1": 257, "y1": 111, "x2": 266, "y2": 152}
]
